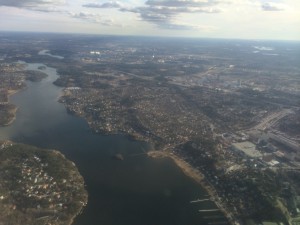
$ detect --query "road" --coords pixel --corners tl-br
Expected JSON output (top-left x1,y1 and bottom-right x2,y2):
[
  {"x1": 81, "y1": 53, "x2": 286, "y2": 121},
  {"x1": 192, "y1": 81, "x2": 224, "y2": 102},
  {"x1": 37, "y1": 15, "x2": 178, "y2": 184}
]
[{"x1": 251, "y1": 109, "x2": 293, "y2": 131}]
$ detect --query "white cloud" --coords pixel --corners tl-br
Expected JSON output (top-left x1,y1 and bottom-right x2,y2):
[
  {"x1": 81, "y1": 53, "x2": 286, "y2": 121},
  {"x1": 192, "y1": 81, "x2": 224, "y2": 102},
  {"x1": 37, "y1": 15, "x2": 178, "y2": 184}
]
[
  {"x1": 261, "y1": 2, "x2": 287, "y2": 11},
  {"x1": 68, "y1": 11, "x2": 121, "y2": 26},
  {"x1": 84, "y1": 0, "x2": 222, "y2": 30},
  {"x1": 0, "y1": 0, "x2": 299, "y2": 39},
  {"x1": 0, "y1": 0, "x2": 67, "y2": 12},
  {"x1": 145, "y1": 0, "x2": 220, "y2": 7},
  {"x1": 0, "y1": 0, "x2": 65, "y2": 8},
  {"x1": 83, "y1": 1, "x2": 122, "y2": 9}
]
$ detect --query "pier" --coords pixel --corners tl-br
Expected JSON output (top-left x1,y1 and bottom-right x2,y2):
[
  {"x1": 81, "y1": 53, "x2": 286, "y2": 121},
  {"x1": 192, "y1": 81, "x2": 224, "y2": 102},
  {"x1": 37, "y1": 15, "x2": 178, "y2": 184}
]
[
  {"x1": 190, "y1": 198, "x2": 210, "y2": 203},
  {"x1": 199, "y1": 209, "x2": 220, "y2": 212}
]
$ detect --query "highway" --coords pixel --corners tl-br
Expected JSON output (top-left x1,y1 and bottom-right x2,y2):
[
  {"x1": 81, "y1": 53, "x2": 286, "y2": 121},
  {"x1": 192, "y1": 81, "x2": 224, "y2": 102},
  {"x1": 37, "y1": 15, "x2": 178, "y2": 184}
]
[{"x1": 251, "y1": 109, "x2": 293, "y2": 131}]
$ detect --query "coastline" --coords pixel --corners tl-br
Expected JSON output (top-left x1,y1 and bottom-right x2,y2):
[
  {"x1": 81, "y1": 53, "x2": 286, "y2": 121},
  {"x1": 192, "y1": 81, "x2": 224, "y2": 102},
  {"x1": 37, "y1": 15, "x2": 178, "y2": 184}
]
[
  {"x1": 59, "y1": 90, "x2": 238, "y2": 224},
  {"x1": 3, "y1": 106, "x2": 18, "y2": 126},
  {"x1": 0, "y1": 89, "x2": 21, "y2": 127},
  {"x1": 0, "y1": 142, "x2": 88, "y2": 225},
  {"x1": 147, "y1": 150, "x2": 236, "y2": 225},
  {"x1": 147, "y1": 150, "x2": 205, "y2": 183},
  {"x1": 7, "y1": 89, "x2": 20, "y2": 97},
  {"x1": 53, "y1": 149, "x2": 88, "y2": 225}
]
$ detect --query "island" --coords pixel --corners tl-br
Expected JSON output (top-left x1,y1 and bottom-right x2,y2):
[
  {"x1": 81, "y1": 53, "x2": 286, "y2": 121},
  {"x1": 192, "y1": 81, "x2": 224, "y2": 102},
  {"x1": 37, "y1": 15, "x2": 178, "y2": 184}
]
[{"x1": 0, "y1": 141, "x2": 88, "y2": 225}]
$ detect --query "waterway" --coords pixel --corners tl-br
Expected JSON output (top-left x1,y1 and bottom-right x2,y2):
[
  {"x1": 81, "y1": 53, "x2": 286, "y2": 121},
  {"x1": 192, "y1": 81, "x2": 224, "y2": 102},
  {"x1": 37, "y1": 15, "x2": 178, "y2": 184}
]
[
  {"x1": 38, "y1": 49, "x2": 65, "y2": 59},
  {"x1": 0, "y1": 62, "x2": 229, "y2": 225}
]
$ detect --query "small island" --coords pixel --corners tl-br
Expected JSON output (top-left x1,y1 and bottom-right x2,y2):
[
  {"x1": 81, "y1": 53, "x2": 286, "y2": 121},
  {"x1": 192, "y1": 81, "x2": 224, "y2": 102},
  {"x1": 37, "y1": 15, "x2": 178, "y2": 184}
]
[{"x1": 0, "y1": 141, "x2": 88, "y2": 225}]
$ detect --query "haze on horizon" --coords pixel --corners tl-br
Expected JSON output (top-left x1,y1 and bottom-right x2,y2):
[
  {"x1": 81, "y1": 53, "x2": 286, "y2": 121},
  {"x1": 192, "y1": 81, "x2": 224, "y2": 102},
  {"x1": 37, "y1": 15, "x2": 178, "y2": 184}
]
[{"x1": 0, "y1": 0, "x2": 299, "y2": 41}]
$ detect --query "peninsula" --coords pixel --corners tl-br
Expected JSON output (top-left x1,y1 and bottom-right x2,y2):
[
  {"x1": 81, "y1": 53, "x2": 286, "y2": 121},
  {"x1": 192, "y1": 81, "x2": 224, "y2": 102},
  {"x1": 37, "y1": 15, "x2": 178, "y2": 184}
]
[
  {"x1": 0, "y1": 63, "x2": 47, "y2": 126},
  {"x1": 0, "y1": 141, "x2": 88, "y2": 225}
]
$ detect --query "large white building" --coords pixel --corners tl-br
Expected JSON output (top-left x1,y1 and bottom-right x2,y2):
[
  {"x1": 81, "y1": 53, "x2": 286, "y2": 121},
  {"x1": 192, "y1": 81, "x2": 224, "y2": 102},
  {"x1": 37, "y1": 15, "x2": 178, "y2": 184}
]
[{"x1": 231, "y1": 141, "x2": 262, "y2": 158}]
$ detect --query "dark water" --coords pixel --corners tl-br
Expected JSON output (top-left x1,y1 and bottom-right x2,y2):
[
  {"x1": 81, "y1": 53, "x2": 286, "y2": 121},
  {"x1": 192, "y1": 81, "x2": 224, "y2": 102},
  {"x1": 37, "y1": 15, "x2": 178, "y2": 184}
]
[{"x1": 0, "y1": 63, "x2": 228, "y2": 225}]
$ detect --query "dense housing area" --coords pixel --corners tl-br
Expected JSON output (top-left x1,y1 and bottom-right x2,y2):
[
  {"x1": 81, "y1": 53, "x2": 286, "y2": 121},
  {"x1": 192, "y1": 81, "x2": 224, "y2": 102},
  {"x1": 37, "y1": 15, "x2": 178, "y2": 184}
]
[
  {"x1": 0, "y1": 141, "x2": 88, "y2": 225},
  {"x1": 0, "y1": 33, "x2": 299, "y2": 225}
]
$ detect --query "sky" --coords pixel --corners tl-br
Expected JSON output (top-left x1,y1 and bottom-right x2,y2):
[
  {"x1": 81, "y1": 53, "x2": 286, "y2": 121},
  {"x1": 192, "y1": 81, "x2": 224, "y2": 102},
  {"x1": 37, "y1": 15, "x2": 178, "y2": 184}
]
[{"x1": 0, "y1": 0, "x2": 299, "y2": 40}]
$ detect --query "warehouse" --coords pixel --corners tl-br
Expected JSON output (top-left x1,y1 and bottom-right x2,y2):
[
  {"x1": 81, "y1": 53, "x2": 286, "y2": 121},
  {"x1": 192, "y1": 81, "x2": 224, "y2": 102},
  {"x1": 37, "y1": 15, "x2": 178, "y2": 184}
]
[{"x1": 232, "y1": 141, "x2": 262, "y2": 158}]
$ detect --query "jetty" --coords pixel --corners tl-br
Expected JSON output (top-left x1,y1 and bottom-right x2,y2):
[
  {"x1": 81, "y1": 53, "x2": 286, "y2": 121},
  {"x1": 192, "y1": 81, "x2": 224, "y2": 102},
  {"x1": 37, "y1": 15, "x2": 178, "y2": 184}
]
[
  {"x1": 199, "y1": 209, "x2": 220, "y2": 212},
  {"x1": 190, "y1": 198, "x2": 210, "y2": 203}
]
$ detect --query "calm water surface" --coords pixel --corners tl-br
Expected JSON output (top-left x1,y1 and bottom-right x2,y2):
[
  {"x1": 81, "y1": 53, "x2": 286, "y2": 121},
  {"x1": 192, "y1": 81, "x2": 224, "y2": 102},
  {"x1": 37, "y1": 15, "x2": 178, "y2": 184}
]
[{"x1": 0, "y1": 62, "x2": 228, "y2": 225}]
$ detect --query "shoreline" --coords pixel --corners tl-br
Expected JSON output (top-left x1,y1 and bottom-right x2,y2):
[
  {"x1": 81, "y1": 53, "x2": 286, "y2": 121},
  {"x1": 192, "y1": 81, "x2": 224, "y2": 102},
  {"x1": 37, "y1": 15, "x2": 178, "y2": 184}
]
[
  {"x1": 147, "y1": 150, "x2": 236, "y2": 225},
  {"x1": 0, "y1": 89, "x2": 22, "y2": 127},
  {"x1": 0, "y1": 142, "x2": 88, "y2": 225},
  {"x1": 58, "y1": 91, "x2": 238, "y2": 224},
  {"x1": 3, "y1": 106, "x2": 18, "y2": 126},
  {"x1": 7, "y1": 89, "x2": 20, "y2": 97}
]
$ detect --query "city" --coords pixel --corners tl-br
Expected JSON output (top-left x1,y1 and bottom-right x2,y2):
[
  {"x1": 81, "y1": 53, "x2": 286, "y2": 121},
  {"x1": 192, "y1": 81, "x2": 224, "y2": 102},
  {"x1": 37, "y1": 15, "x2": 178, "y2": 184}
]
[{"x1": 0, "y1": 33, "x2": 299, "y2": 225}]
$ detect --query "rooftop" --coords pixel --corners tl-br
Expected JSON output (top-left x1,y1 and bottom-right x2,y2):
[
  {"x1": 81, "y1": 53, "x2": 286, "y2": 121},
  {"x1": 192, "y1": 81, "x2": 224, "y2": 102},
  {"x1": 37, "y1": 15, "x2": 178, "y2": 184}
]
[{"x1": 232, "y1": 141, "x2": 262, "y2": 158}]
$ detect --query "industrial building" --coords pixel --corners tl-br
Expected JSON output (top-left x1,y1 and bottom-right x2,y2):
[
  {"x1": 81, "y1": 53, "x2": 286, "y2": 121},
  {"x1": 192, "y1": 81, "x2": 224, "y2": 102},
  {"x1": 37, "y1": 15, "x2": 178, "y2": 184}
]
[{"x1": 231, "y1": 141, "x2": 262, "y2": 158}]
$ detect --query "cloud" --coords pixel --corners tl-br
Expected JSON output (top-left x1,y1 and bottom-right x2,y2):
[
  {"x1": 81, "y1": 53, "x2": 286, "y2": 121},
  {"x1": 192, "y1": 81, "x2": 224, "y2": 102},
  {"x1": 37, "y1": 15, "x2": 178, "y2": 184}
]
[
  {"x1": 69, "y1": 11, "x2": 98, "y2": 20},
  {"x1": 261, "y1": 2, "x2": 286, "y2": 11},
  {"x1": 69, "y1": 11, "x2": 120, "y2": 27},
  {"x1": 128, "y1": 0, "x2": 221, "y2": 29},
  {"x1": 0, "y1": 0, "x2": 122, "y2": 26},
  {"x1": 158, "y1": 21, "x2": 217, "y2": 31},
  {"x1": 85, "y1": 0, "x2": 222, "y2": 30},
  {"x1": 0, "y1": 0, "x2": 66, "y2": 12},
  {"x1": 145, "y1": 0, "x2": 219, "y2": 8},
  {"x1": 0, "y1": 0, "x2": 65, "y2": 8},
  {"x1": 83, "y1": 1, "x2": 122, "y2": 9}
]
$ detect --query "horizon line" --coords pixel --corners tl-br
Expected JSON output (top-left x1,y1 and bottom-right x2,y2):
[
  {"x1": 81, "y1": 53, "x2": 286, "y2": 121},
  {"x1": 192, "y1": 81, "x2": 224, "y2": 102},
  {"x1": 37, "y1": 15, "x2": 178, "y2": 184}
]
[{"x1": 0, "y1": 30, "x2": 299, "y2": 43}]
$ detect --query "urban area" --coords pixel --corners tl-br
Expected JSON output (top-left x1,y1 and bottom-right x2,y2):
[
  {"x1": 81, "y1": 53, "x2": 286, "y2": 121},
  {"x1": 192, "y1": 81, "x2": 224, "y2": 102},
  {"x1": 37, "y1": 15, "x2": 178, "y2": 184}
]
[{"x1": 0, "y1": 33, "x2": 299, "y2": 225}]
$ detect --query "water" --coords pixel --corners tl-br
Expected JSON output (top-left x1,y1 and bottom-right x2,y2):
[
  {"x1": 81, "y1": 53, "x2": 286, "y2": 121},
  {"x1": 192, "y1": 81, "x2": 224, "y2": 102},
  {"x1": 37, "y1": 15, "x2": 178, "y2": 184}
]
[
  {"x1": 38, "y1": 50, "x2": 65, "y2": 59},
  {"x1": 0, "y1": 62, "x2": 228, "y2": 225}
]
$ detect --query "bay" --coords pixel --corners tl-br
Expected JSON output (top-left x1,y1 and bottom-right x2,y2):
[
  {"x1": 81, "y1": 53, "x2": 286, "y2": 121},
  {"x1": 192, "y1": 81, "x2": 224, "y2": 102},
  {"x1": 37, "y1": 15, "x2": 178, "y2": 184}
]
[{"x1": 0, "y1": 62, "x2": 228, "y2": 225}]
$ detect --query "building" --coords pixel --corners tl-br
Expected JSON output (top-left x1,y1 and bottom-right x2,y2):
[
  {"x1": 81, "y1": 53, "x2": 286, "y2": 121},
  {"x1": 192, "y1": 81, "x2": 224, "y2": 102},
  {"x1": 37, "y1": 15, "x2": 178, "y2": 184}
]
[{"x1": 231, "y1": 141, "x2": 262, "y2": 158}]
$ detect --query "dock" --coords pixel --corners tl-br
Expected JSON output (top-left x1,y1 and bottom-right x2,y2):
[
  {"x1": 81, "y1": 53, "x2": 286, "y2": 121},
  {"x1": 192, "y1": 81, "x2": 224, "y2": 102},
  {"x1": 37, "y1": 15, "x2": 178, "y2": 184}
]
[
  {"x1": 199, "y1": 209, "x2": 220, "y2": 212},
  {"x1": 190, "y1": 198, "x2": 210, "y2": 203}
]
